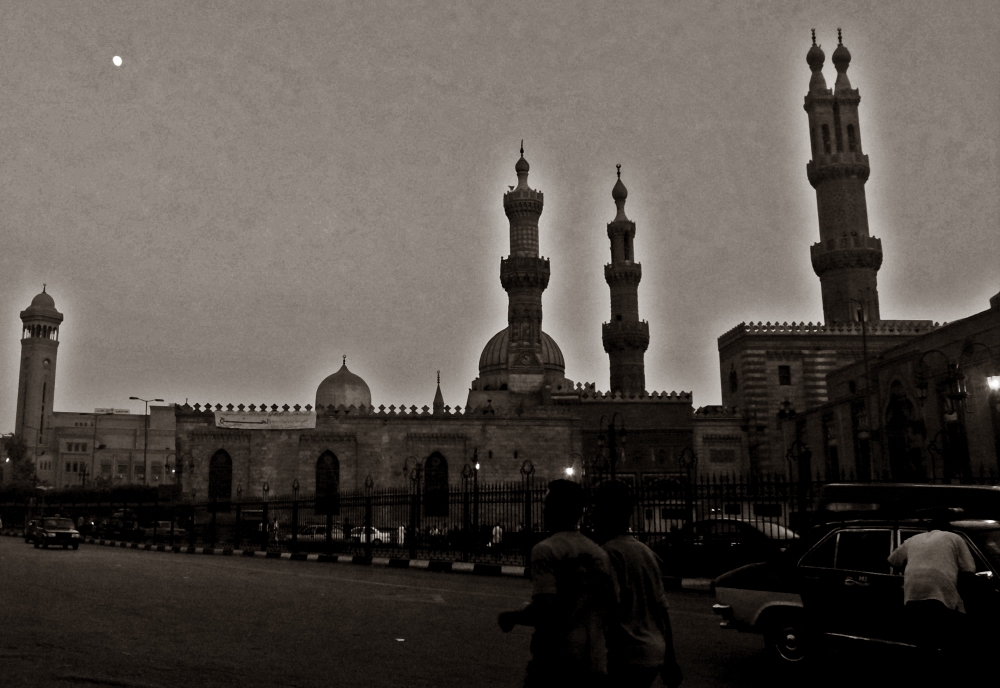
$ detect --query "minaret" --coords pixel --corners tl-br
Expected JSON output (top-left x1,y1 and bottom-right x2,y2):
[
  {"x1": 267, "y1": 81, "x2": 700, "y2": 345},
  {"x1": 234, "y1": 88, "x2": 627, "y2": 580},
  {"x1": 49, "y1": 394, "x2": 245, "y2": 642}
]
[
  {"x1": 805, "y1": 29, "x2": 882, "y2": 324},
  {"x1": 433, "y1": 371, "x2": 445, "y2": 414},
  {"x1": 15, "y1": 287, "x2": 63, "y2": 450},
  {"x1": 602, "y1": 166, "x2": 649, "y2": 395},
  {"x1": 500, "y1": 142, "x2": 550, "y2": 388}
]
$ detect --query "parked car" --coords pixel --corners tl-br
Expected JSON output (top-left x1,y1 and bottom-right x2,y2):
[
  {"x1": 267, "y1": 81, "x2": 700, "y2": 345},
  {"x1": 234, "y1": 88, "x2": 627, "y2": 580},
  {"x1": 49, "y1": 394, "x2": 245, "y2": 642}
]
[
  {"x1": 296, "y1": 524, "x2": 345, "y2": 542},
  {"x1": 142, "y1": 521, "x2": 187, "y2": 540},
  {"x1": 653, "y1": 517, "x2": 798, "y2": 577},
  {"x1": 24, "y1": 519, "x2": 40, "y2": 543},
  {"x1": 350, "y1": 526, "x2": 389, "y2": 545},
  {"x1": 712, "y1": 483, "x2": 1000, "y2": 666},
  {"x1": 33, "y1": 517, "x2": 81, "y2": 550}
]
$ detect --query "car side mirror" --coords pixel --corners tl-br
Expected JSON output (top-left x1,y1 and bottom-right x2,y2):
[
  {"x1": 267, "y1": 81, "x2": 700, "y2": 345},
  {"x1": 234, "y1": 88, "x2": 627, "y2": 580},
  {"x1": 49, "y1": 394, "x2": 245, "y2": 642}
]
[{"x1": 974, "y1": 570, "x2": 995, "y2": 581}]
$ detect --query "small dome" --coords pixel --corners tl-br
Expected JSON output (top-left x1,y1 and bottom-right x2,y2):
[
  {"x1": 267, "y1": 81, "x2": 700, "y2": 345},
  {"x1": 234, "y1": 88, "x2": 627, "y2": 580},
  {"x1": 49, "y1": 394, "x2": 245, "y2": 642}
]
[
  {"x1": 30, "y1": 290, "x2": 56, "y2": 310},
  {"x1": 515, "y1": 154, "x2": 529, "y2": 175},
  {"x1": 806, "y1": 43, "x2": 825, "y2": 70},
  {"x1": 832, "y1": 42, "x2": 851, "y2": 71},
  {"x1": 612, "y1": 177, "x2": 627, "y2": 203},
  {"x1": 316, "y1": 362, "x2": 372, "y2": 409},
  {"x1": 478, "y1": 327, "x2": 565, "y2": 375}
]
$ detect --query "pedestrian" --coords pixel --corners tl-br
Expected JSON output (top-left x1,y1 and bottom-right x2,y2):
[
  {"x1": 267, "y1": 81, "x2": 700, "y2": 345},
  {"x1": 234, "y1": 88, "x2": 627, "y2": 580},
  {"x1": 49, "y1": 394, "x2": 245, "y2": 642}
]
[
  {"x1": 887, "y1": 518, "x2": 975, "y2": 659},
  {"x1": 498, "y1": 479, "x2": 618, "y2": 688},
  {"x1": 397, "y1": 524, "x2": 406, "y2": 547},
  {"x1": 593, "y1": 480, "x2": 682, "y2": 688},
  {"x1": 491, "y1": 522, "x2": 503, "y2": 548}
]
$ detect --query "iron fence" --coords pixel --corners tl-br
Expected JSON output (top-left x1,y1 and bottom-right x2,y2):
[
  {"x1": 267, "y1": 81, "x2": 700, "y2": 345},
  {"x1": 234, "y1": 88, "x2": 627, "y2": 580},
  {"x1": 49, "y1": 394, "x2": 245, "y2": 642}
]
[{"x1": 4, "y1": 471, "x2": 998, "y2": 573}]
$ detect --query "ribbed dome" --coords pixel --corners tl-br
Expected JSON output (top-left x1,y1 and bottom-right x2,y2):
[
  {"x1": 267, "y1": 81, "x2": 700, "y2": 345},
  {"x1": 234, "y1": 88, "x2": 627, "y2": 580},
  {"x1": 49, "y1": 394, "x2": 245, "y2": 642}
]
[
  {"x1": 478, "y1": 327, "x2": 565, "y2": 374},
  {"x1": 316, "y1": 363, "x2": 372, "y2": 409}
]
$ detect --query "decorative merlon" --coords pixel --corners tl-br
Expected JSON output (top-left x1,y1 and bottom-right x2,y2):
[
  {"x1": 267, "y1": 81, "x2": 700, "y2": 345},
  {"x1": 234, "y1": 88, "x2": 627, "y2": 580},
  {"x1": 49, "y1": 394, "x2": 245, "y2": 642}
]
[{"x1": 718, "y1": 319, "x2": 937, "y2": 347}]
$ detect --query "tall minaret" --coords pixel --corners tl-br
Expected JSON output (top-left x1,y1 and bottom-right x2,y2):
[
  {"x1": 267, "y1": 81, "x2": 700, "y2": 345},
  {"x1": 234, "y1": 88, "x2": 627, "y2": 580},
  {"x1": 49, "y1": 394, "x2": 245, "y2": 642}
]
[
  {"x1": 15, "y1": 287, "x2": 63, "y2": 449},
  {"x1": 602, "y1": 165, "x2": 648, "y2": 395},
  {"x1": 500, "y1": 143, "x2": 550, "y2": 388},
  {"x1": 805, "y1": 29, "x2": 882, "y2": 324}
]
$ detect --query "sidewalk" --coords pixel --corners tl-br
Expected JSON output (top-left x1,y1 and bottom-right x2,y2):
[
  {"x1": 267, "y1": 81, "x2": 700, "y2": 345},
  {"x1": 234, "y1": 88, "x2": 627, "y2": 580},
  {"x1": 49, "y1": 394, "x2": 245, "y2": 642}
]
[{"x1": 1, "y1": 530, "x2": 715, "y2": 592}]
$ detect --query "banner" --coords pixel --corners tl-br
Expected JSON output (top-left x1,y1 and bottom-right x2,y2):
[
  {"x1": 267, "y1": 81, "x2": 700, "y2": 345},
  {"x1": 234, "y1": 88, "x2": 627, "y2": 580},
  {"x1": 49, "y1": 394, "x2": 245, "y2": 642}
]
[
  {"x1": 95, "y1": 408, "x2": 131, "y2": 414},
  {"x1": 214, "y1": 411, "x2": 317, "y2": 430}
]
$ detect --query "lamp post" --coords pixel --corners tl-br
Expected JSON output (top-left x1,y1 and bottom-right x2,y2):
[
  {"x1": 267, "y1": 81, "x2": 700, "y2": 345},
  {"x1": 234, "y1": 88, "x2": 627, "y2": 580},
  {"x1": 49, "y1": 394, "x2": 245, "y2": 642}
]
[
  {"x1": 89, "y1": 411, "x2": 114, "y2": 487},
  {"x1": 129, "y1": 397, "x2": 163, "y2": 485},
  {"x1": 597, "y1": 413, "x2": 626, "y2": 480},
  {"x1": 677, "y1": 448, "x2": 697, "y2": 527},
  {"x1": 916, "y1": 351, "x2": 968, "y2": 482},
  {"x1": 292, "y1": 478, "x2": 300, "y2": 500},
  {"x1": 262, "y1": 481, "x2": 269, "y2": 500}
]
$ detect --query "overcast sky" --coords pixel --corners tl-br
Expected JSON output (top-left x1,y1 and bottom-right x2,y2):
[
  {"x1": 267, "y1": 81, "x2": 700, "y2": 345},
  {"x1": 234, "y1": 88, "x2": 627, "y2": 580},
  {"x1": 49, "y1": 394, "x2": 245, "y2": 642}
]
[{"x1": 0, "y1": 0, "x2": 997, "y2": 424}]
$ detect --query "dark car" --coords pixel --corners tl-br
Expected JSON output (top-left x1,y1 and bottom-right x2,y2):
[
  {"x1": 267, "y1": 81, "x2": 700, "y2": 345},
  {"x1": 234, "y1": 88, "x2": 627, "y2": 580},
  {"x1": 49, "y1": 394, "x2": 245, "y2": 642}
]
[
  {"x1": 33, "y1": 517, "x2": 82, "y2": 549},
  {"x1": 653, "y1": 517, "x2": 798, "y2": 577},
  {"x1": 712, "y1": 484, "x2": 1000, "y2": 665}
]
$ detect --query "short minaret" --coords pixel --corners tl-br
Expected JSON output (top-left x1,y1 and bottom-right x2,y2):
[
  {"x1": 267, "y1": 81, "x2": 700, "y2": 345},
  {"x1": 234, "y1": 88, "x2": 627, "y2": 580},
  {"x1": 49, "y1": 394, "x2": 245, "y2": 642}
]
[
  {"x1": 805, "y1": 29, "x2": 883, "y2": 324},
  {"x1": 15, "y1": 287, "x2": 64, "y2": 449},
  {"x1": 500, "y1": 142, "x2": 550, "y2": 389},
  {"x1": 433, "y1": 371, "x2": 445, "y2": 414},
  {"x1": 602, "y1": 166, "x2": 649, "y2": 395}
]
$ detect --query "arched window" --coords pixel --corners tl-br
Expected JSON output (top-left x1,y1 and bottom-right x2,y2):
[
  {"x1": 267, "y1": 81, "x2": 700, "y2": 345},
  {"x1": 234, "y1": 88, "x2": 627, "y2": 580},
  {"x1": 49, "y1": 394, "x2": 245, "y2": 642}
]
[
  {"x1": 424, "y1": 452, "x2": 449, "y2": 517},
  {"x1": 821, "y1": 124, "x2": 831, "y2": 154},
  {"x1": 316, "y1": 450, "x2": 340, "y2": 515},
  {"x1": 208, "y1": 450, "x2": 233, "y2": 502},
  {"x1": 847, "y1": 124, "x2": 857, "y2": 152}
]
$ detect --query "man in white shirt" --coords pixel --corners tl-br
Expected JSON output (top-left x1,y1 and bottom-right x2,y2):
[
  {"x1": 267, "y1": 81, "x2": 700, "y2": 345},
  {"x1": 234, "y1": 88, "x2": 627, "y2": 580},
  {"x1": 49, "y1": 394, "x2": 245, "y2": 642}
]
[{"x1": 887, "y1": 527, "x2": 975, "y2": 652}]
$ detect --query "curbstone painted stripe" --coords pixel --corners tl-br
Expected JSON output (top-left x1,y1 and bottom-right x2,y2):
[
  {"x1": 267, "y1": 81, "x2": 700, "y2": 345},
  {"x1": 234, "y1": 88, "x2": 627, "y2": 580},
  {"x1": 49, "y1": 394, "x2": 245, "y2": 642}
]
[
  {"x1": 452, "y1": 562, "x2": 475, "y2": 573},
  {"x1": 427, "y1": 560, "x2": 452, "y2": 573},
  {"x1": 388, "y1": 558, "x2": 410, "y2": 569}
]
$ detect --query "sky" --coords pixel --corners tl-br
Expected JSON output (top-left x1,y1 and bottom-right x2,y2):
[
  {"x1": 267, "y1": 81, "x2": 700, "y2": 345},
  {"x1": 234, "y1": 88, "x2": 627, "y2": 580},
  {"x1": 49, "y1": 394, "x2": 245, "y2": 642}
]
[{"x1": 0, "y1": 0, "x2": 997, "y2": 425}]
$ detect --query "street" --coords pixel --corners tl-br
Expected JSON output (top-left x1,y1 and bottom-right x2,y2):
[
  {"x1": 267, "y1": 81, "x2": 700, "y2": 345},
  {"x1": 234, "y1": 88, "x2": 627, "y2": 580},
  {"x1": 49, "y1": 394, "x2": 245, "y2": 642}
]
[{"x1": 0, "y1": 536, "x2": 928, "y2": 687}]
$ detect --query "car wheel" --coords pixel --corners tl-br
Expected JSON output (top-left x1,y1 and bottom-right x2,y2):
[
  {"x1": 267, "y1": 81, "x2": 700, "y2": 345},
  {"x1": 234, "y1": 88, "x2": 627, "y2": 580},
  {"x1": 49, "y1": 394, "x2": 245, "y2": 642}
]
[
  {"x1": 33, "y1": 540, "x2": 40, "y2": 549},
  {"x1": 72, "y1": 544, "x2": 79, "y2": 550},
  {"x1": 63, "y1": 544, "x2": 69, "y2": 549},
  {"x1": 763, "y1": 610, "x2": 811, "y2": 665},
  {"x1": 42, "y1": 542, "x2": 49, "y2": 549}
]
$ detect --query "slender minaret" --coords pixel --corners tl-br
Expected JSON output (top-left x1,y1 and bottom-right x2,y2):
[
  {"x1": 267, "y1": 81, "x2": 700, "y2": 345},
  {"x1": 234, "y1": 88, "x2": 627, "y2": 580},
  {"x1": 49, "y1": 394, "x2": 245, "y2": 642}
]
[
  {"x1": 602, "y1": 165, "x2": 648, "y2": 395},
  {"x1": 15, "y1": 287, "x2": 63, "y2": 449},
  {"x1": 805, "y1": 29, "x2": 882, "y2": 324},
  {"x1": 500, "y1": 143, "x2": 550, "y2": 384}
]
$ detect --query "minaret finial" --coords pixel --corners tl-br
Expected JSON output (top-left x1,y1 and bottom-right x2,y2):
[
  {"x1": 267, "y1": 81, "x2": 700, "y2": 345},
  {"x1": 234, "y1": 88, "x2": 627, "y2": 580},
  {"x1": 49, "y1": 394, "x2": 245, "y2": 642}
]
[
  {"x1": 437, "y1": 370, "x2": 440, "y2": 385},
  {"x1": 520, "y1": 139, "x2": 523, "y2": 157},
  {"x1": 342, "y1": 354, "x2": 346, "y2": 366},
  {"x1": 811, "y1": 28, "x2": 816, "y2": 46},
  {"x1": 616, "y1": 163, "x2": 621, "y2": 179},
  {"x1": 838, "y1": 28, "x2": 842, "y2": 44},
  {"x1": 42, "y1": 283, "x2": 46, "y2": 293}
]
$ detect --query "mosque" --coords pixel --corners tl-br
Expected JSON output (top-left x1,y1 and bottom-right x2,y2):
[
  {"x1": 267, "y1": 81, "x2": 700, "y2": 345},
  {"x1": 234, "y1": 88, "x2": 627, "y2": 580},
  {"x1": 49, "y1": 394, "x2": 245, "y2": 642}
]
[{"x1": 4, "y1": 33, "x2": 998, "y2": 497}]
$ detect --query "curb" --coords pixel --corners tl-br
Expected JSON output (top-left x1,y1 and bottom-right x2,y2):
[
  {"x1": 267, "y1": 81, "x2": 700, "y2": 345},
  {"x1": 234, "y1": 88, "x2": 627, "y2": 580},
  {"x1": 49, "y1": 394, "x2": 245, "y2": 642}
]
[{"x1": 0, "y1": 531, "x2": 715, "y2": 590}]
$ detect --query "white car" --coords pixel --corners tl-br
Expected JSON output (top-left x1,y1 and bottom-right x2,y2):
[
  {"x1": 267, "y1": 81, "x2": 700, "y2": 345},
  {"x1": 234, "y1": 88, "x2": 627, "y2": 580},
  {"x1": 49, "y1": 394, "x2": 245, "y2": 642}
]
[{"x1": 350, "y1": 526, "x2": 389, "y2": 545}]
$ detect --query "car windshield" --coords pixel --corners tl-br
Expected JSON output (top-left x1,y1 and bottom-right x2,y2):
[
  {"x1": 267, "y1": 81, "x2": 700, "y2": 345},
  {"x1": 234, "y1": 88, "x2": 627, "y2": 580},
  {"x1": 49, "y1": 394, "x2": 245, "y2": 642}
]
[
  {"x1": 969, "y1": 529, "x2": 1000, "y2": 570},
  {"x1": 43, "y1": 518, "x2": 75, "y2": 529}
]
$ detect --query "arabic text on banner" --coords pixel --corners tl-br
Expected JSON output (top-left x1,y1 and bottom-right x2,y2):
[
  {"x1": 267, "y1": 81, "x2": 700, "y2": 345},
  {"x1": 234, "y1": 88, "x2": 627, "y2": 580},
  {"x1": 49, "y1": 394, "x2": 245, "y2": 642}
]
[{"x1": 213, "y1": 411, "x2": 317, "y2": 430}]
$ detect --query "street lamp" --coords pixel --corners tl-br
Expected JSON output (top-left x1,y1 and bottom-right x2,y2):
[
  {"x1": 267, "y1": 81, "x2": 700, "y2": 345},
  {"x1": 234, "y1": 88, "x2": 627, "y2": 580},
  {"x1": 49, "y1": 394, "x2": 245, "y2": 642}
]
[
  {"x1": 262, "y1": 481, "x2": 269, "y2": 500},
  {"x1": 129, "y1": 396, "x2": 164, "y2": 485},
  {"x1": 293, "y1": 478, "x2": 300, "y2": 500}
]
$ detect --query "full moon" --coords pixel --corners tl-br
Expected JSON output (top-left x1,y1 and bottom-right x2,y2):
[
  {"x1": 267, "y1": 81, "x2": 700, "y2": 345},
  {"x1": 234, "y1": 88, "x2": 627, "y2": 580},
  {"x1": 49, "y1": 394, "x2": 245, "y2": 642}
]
[{"x1": 112, "y1": 55, "x2": 122, "y2": 67}]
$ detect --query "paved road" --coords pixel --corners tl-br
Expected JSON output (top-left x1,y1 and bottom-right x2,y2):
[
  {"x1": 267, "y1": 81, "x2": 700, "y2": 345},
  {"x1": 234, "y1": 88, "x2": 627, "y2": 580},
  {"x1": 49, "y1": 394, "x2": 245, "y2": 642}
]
[{"x1": 0, "y1": 536, "x2": 945, "y2": 687}]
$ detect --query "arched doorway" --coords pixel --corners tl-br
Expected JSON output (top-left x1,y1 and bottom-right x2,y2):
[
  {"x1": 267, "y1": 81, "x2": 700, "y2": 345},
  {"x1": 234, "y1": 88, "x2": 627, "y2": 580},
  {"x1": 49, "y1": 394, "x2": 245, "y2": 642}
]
[
  {"x1": 208, "y1": 450, "x2": 233, "y2": 502},
  {"x1": 424, "y1": 452, "x2": 449, "y2": 517},
  {"x1": 316, "y1": 451, "x2": 340, "y2": 515},
  {"x1": 885, "y1": 381, "x2": 924, "y2": 481}
]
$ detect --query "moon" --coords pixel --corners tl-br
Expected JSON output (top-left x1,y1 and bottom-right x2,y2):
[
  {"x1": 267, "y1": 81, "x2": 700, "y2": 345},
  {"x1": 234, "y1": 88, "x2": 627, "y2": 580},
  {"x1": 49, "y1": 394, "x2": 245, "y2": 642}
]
[{"x1": 112, "y1": 55, "x2": 122, "y2": 67}]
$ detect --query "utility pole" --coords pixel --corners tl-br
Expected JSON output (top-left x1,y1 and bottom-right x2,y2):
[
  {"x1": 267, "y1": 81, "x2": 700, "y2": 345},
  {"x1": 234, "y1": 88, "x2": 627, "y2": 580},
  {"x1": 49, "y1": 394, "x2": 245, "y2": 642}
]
[{"x1": 129, "y1": 397, "x2": 163, "y2": 484}]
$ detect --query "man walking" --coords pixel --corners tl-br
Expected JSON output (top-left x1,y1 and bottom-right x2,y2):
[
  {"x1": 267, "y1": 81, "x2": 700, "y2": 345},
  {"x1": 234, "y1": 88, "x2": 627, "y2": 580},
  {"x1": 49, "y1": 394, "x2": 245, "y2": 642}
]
[
  {"x1": 594, "y1": 480, "x2": 682, "y2": 688},
  {"x1": 498, "y1": 480, "x2": 618, "y2": 687},
  {"x1": 887, "y1": 522, "x2": 975, "y2": 654}
]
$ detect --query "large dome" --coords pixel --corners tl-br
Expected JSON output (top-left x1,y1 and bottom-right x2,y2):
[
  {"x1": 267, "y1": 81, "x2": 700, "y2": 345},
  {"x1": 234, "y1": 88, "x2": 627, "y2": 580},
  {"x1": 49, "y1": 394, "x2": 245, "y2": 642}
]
[
  {"x1": 30, "y1": 291, "x2": 56, "y2": 310},
  {"x1": 316, "y1": 362, "x2": 372, "y2": 409},
  {"x1": 478, "y1": 327, "x2": 565, "y2": 375}
]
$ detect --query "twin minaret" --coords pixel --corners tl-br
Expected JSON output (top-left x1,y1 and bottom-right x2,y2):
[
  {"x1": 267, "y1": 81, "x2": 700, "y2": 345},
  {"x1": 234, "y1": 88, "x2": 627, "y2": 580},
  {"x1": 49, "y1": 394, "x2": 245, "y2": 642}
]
[
  {"x1": 805, "y1": 29, "x2": 882, "y2": 324},
  {"x1": 602, "y1": 166, "x2": 649, "y2": 395},
  {"x1": 500, "y1": 144, "x2": 551, "y2": 385}
]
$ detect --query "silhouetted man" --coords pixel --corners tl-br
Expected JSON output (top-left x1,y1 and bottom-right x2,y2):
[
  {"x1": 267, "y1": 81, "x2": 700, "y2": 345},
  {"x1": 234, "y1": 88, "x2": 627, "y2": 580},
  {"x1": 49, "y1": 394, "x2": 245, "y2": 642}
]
[
  {"x1": 499, "y1": 480, "x2": 617, "y2": 687},
  {"x1": 594, "y1": 480, "x2": 682, "y2": 688}
]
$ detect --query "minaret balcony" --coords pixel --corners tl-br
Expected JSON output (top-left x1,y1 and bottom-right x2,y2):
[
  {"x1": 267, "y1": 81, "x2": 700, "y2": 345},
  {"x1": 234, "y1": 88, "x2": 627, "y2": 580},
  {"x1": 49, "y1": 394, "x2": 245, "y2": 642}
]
[
  {"x1": 810, "y1": 238, "x2": 883, "y2": 274},
  {"x1": 604, "y1": 263, "x2": 642, "y2": 285},
  {"x1": 500, "y1": 256, "x2": 550, "y2": 290},
  {"x1": 602, "y1": 321, "x2": 650, "y2": 352},
  {"x1": 806, "y1": 155, "x2": 870, "y2": 186}
]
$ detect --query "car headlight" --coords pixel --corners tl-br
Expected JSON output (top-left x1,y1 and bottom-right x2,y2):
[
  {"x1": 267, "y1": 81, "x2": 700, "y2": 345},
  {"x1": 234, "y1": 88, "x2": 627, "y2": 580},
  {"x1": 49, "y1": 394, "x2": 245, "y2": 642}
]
[
  {"x1": 72, "y1": 533, "x2": 80, "y2": 538},
  {"x1": 46, "y1": 533, "x2": 56, "y2": 537}
]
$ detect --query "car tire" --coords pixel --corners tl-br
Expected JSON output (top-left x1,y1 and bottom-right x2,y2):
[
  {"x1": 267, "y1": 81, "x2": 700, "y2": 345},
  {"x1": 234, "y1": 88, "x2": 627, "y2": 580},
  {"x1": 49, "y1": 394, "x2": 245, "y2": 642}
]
[
  {"x1": 33, "y1": 540, "x2": 40, "y2": 549},
  {"x1": 72, "y1": 544, "x2": 79, "y2": 550},
  {"x1": 42, "y1": 542, "x2": 49, "y2": 549},
  {"x1": 763, "y1": 610, "x2": 811, "y2": 665}
]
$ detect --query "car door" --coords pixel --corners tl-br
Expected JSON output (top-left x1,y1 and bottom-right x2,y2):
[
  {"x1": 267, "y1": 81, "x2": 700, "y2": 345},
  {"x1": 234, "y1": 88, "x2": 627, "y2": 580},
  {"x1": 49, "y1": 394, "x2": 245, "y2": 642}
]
[
  {"x1": 956, "y1": 532, "x2": 1000, "y2": 649},
  {"x1": 797, "y1": 527, "x2": 896, "y2": 639}
]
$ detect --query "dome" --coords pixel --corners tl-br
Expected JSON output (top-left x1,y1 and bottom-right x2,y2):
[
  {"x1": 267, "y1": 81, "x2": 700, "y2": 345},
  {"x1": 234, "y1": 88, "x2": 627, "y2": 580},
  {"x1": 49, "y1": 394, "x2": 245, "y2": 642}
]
[
  {"x1": 515, "y1": 154, "x2": 529, "y2": 175},
  {"x1": 478, "y1": 327, "x2": 565, "y2": 375},
  {"x1": 612, "y1": 176, "x2": 627, "y2": 203},
  {"x1": 832, "y1": 42, "x2": 851, "y2": 71},
  {"x1": 30, "y1": 290, "x2": 56, "y2": 310},
  {"x1": 316, "y1": 362, "x2": 372, "y2": 409}
]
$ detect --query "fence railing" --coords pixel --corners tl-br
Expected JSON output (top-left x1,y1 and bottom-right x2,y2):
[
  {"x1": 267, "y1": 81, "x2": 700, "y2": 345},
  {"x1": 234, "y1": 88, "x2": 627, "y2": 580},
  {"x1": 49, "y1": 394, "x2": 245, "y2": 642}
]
[{"x1": 4, "y1": 472, "x2": 998, "y2": 572}]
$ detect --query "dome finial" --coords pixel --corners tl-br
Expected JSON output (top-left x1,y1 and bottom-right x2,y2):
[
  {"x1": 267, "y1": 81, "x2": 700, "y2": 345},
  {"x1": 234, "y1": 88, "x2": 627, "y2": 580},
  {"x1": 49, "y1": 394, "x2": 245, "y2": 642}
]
[
  {"x1": 342, "y1": 354, "x2": 346, "y2": 367},
  {"x1": 437, "y1": 370, "x2": 441, "y2": 385},
  {"x1": 838, "y1": 27, "x2": 842, "y2": 44},
  {"x1": 43, "y1": 283, "x2": 46, "y2": 293},
  {"x1": 811, "y1": 28, "x2": 816, "y2": 46},
  {"x1": 616, "y1": 163, "x2": 621, "y2": 179},
  {"x1": 520, "y1": 139, "x2": 523, "y2": 157}
]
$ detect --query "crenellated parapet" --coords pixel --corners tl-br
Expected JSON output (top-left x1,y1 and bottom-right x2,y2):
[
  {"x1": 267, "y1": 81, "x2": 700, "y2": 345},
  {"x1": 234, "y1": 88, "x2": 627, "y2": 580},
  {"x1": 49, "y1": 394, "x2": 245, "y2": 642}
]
[
  {"x1": 500, "y1": 256, "x2": 550, "y2": 290},
  {"x1": 604, "y1": 263, "x2": 642, "y2": 286},
  {"x1": 602, "y1": 320, "x2": 650, "y2": 352},
  {"x1": 576, "y1": 381, "x2": 691, "y2": 403},
  {"x1": 718, "y1": 319, "x2": 938, "y2": 348}
]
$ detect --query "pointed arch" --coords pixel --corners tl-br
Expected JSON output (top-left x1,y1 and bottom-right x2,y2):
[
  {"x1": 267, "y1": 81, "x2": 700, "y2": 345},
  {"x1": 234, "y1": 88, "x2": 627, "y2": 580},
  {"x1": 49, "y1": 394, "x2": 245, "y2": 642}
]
[
  {"x1": 208, "y1": 449, "x2": 233, "y2": 502},
  {"x1": 316, "y1": 450, "x2": 340, "y2": 515},
  {"x1": 424, "y1": 452, "x2": 449, "y2": 517}
]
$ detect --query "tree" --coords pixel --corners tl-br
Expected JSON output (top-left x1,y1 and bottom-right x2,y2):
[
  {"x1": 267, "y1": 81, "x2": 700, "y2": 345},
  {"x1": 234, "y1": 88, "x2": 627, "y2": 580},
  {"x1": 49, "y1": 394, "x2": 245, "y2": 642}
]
[{"x1": 5, "y1": 434, "x2": 35, "y2": 488}]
